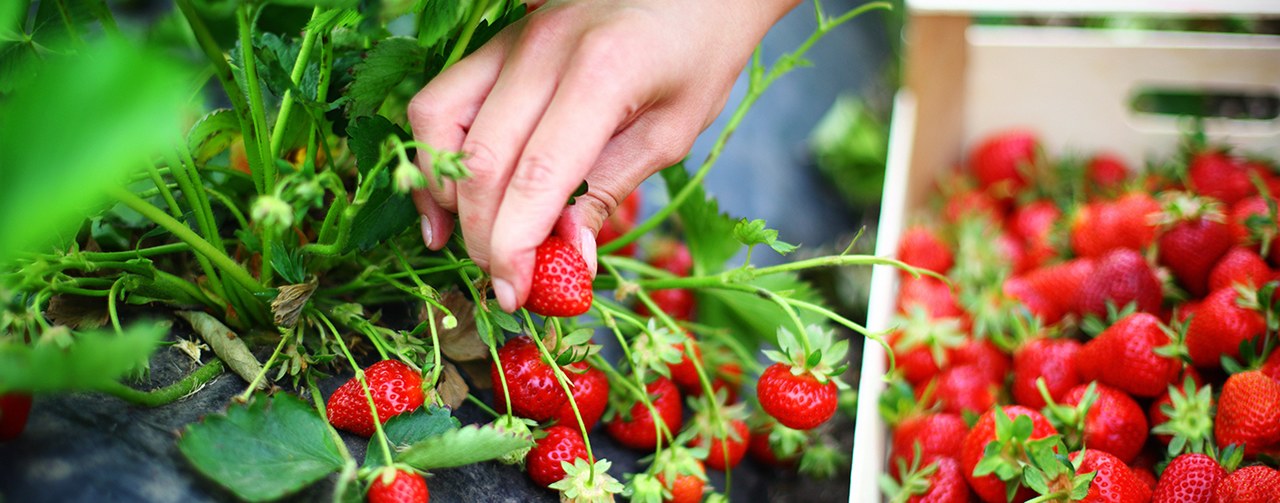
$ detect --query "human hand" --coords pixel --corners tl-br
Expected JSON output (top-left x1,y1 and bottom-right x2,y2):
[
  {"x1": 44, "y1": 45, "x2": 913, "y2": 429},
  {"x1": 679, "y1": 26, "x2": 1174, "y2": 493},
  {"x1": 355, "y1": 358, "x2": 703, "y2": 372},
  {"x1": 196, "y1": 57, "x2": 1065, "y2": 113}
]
[{"x1": 408, "y1": 0, "x2": 800, "y2": 312}]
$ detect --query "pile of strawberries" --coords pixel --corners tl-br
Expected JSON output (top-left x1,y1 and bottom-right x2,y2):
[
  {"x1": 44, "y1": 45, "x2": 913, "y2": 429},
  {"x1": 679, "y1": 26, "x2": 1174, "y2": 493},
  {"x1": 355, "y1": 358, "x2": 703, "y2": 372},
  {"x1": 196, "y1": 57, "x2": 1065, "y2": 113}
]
[{"x1": 881, "y1": 130, "x2": 1280, "y2": 502}]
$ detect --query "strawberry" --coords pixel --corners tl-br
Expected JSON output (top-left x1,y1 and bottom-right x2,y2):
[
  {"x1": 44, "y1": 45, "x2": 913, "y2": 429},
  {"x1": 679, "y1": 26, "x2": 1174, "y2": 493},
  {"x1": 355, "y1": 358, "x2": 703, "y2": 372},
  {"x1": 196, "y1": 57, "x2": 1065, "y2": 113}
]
[
  {"x1": 1151, "y1": 453, "x2": 1226, "y2": 503},
  {"x1": 1149, "y1": 374, "x2": 1214, "y2": 453},
  {"x1": 883, "y1": 456, "x2": 971, "y2": 503},
  {"x1": 1210, "y1": 465, "x2": 1280, "y2": 503},
  {"x1": 526, "y1": 425, "x2": 589, "y2": 488},
  {"x1": 943, "y1": 188, "x2": 1006, "y2": 224},
  {"x1": 960, "y1": 406, "x2": 1058, "y2": 503},
  {"x1": 1214, "y1": 370, "x2": 1280, "y2": 457},
  {"x1": 1185, "y1": 286, "x2": 1265, "y2": 368},
  {"x1": 969, "y1": 129, "x2": 1040, "y2": 197},
  {"x1": 650, "y1": 239, "x2": 693, "y2": 276},
  {"x1": 1076, "y1": 248, "x2": 1163, "y2": 318},
  {"x1": 525, "y1": 236, "x2": 593, "y2": 318},
  {"x1": 1132, "y1": 467, "x2": 1158, "y2": 493},
  {"x1": 898, "y1": 226, "x2": 955, "y2": 276},
  {"x1": 1069, "y1": 192, "x2": 1159, "y2": 258},
  {"x1": 898, "y1": 276, "x2": 964, "y2": 319},
  {"x1": 746, "y1": 420, "x2": 804, "y2": 467},
  {"x1": 638, "y1": 288, "x2": 696, "y2": 321},
  {"x1": 491, "y1": 336, "x2": 566, "y2": 422},
  {"x1": 1012, "y1": 337, "x2": 1082, "y2": 410},
  {"x1": 1208, "y1": 246, "x2": 1274, "y2": 292},
  {"x1": 890, "y1": 412, "x2": 967, "y2": 474},
  {"x1": 1086, "y1": 152, "x2": 1130, "y2": 192},
  {"x1": 949, "y1": 337, "x2": 1011, "y2": 386},
  {"x1": 757, "y1": 362, "x2": 838, "y2": 430},
  {"x1": 605, "y1": 377, "x2": 683, "y2": 450},
  {"x1": 597, "y1": 190, "x2": 640, "y2": 257},
  {"x1": 638, "y1": 240, "x2": 695, "y2": 321},
  {"x1": 1263, "y1": 349, "x2": 1280, "y2": 382},
  {"x1": 367, "y1": 467, "x2": 429, "y2": 503},
  {"x1": 1009, "y1": 200, "x2": 1061, "y2": 270},
  {"x1": 667, "y1": 333, "x2": 703, "y2": 394},
  {"x1": 656, "y1": 461, "x2": 706, "y2": 503},
  {"x1": 1003, "y1": 257, "x2": 1096, "y2": 324},
  {"x1": 1188, "y1": 149, "x2": 1254, "y2": 206},
  {"x1": 1053, "y1": 383, "x2": 1149, "y2": 463},
  {"x1": 1155, "y1": 193, "x2": 1234, "y2": 297},
  {"x1": 551, "y1": 362, "x2": 609, "y2": 431},
  {"x1": 689, "y1": 418, "x2": 749, "y2": 471},
  {"x1": 1228, "y1": 195, "x2": 1280, "y2": 265},
  {"x1": 888, "y1": 308, "x2": 966, "y2": 387},
  {"x1": 1076, "y1": 312, "x2": 1181, "y2": 397},
  {"x1": 1073, "y1": 449, "x2": 1152, "y2": 503},
  {"x1": 327, "y1": 360, "x2": 424, "y2": 437},
  {"x1": 920, "y1": 364, "x2": 999, "y2": 416},
  {"x1": 0, "y1": 393, "x2": 33, "y2": 441}
]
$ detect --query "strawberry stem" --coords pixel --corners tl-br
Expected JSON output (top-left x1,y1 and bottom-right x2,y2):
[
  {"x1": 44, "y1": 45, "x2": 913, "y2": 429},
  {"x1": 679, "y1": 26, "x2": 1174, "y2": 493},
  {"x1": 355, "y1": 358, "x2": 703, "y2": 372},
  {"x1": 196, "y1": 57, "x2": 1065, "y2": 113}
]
[
  {"x1": 327, "y1": 310, "x2": 396, "y2": 468},
  {"x1": 235, "y1": 328, "x2": 292, "y2": 402},
  {"x1": 522, "y1": 310, "x2": 597, "y2": 483}
]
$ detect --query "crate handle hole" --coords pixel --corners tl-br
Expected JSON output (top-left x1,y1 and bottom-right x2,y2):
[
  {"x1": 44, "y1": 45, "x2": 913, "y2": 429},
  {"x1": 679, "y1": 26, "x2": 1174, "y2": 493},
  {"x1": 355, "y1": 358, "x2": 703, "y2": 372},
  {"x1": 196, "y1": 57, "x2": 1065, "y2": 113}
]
[{"x1": 1130, "y1": 86, "x2": 1280, "y2": 121}]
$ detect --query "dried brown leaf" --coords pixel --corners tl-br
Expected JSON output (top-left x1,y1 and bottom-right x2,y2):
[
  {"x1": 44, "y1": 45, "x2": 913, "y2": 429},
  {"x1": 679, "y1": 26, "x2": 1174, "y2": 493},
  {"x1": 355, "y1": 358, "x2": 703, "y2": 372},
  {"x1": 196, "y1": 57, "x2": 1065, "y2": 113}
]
[
  {"x1": 45, "y1": 295, "x2": 108, "y2": 329},
  {"x1": 432, "y1": 360, "x2": 469, "y2": 410},
  {"x1": 271, "y1": 279, "x2": 318, "y2": 328}
]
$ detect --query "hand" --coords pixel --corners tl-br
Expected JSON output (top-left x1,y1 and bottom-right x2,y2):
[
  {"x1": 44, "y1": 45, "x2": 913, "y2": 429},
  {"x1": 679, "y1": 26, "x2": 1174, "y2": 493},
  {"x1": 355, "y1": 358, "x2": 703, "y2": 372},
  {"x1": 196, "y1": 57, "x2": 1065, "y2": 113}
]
[{"x1": 408, "y1": 0, "x2": 799, "y2": 312}]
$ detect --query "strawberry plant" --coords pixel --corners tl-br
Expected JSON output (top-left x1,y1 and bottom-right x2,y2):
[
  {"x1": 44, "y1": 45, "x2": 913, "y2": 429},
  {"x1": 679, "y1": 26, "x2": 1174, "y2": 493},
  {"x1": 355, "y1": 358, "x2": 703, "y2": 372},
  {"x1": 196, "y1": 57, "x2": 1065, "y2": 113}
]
[{"x1": 0, "y1": 0, "x2": 918, "y2": 501}]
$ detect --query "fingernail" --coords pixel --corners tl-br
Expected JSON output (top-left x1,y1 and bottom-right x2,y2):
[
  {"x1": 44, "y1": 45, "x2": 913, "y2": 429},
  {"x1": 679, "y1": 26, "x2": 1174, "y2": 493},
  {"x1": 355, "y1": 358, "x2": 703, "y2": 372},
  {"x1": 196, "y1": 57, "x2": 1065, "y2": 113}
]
[
  {"x1": 420, "y1": 216, "x2": 434, "y2": 248},
  {"x1": 578, "y1": 227, "x2": 598, "y2": 276},
  {"x1": 492, "y1": 278, "x2": 516, "y2": 313}
]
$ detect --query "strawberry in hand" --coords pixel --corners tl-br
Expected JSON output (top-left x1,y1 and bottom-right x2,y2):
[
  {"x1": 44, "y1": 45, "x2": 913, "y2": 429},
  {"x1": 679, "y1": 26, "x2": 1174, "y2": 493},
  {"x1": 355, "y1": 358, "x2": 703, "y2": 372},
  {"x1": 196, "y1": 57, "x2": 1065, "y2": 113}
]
[
  {"x1": 757, "y1": 325, "x2": 849, "y2": 431},
  {"x1": 525, "y1": 236, "x2": 593, "y2": 318}
]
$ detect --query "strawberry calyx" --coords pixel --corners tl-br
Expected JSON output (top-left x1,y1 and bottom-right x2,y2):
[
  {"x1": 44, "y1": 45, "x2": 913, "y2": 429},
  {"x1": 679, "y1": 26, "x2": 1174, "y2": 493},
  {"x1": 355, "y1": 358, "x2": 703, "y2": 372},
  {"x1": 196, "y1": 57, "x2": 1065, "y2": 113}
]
[
  {"x1": 973, "y1": 408, "x2": 1049, "y2": 498},
  {"x1": 877, "y1": 444, "x2": 941, "y2": 503},
  {"x1": 878, "y1": 378, "x2": 939, "y2": 426},
  {"x1": 548, "y1": 458, "x2": 625, "y2": 503},
  {"x1": 623, "y1": 473, "x2": 666, "y2": 503},
  {"x1": 1152, "y1": 191, "x2": 1226, "y2": 228},
  {"x1": 1037, "y1": 380, "x2": 1098, "y2": 452},
  {"x1": 629, "y1": 321, "x2": 688, "y2": 382},
  {"x1": 890, "y1": 306, "x2": 966, "y2": 369},
  {"x1": 1020, "y1": 441, "x2": 1095, "y2": 502},
  {"x1": 797, "y1": 439, "x2": 850, "y2": 479},
  {"x1": 761, "y1": 325, "x2": 850, "y2": 389},
  {"x1": 493, "y1": 415, "x2": 538, "y2": 466},
  {"x1": 1151, "y1": 376, "x2": 1215, "y2": 457}
]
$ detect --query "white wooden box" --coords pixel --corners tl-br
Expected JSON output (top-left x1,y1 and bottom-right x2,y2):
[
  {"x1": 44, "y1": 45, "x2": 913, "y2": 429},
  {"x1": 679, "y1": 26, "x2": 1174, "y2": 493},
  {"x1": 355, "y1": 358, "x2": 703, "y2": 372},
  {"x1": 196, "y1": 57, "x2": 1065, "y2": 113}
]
[{"x1": 849, "y1": 2, "x2": 1280, "y2": 501}]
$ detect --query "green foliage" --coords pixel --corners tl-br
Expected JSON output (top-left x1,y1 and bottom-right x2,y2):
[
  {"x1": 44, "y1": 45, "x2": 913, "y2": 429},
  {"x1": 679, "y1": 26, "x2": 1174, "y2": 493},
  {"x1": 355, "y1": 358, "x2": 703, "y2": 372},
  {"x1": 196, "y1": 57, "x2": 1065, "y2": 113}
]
[
  {"x1": 346, "y1": 37, "x2": 427, "y2": 117},
  {"x1": 395, "y1": 422, "x2": 536, "y2": 470},
  {"x1": 178, "y1": 393, "x2": 346, "y2": 502},
  {"x1": 0, "y1": 323, "x2": 165, "y2": 394},
  {"x1": 364, "y1": 406, "x2": 460, "y2": 468},
  {"x1": 344, "y1": 115, "x2": 419, "y2": 253},
  {"x1": 734, "y1": 218, "x2": 798, "y2": 256},
  {"x1": 659, "y1": 165, "x2": 741, "y2": 275},
  {"x1": 698, "y1": 274, "x2": 827, "y2": 346}
]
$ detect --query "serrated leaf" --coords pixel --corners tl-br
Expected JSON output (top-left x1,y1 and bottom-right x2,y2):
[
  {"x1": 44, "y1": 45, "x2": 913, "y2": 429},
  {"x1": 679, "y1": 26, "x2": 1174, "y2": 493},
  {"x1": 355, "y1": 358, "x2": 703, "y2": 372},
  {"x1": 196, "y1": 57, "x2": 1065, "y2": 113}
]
[
  {"x1": 346, "y1": 37, "x2": 426, "y2": 117},
  {"x1": 487, "y1": 303, "x2": 520, "y2": 332},
  {"x1": 416, "y1": 0, "x2": 468, "y2": 49},
  {"x1": 343, "y1": 116, "x2": 418, "y2": 253},
  {"x1": 178, "y1": 393, "x2": 345, "y2": 502},
  {"x1": 266, "y1": 0, "x2": 357, "y2": 7},
  {"x1": 396, "y1": 423, "x2": 535, "y2": 470},
  {"x1": 733, "y1": 218, "x2": 798, "y2": 256},
  {"x1": 659, "y1": 164, "x2": 740, "y2": 274},
  {"x1": 186, "y1": 109, "x2": 241, "y2": 165},
  {"x1": 364, "y1": 406, "x2": 459, "y2": 468},
  {"x1": 305, "y1": 9, "x2": 362, "y2": 31},
  {"x1": 0, "y1": 324, "x2": 164, "y2": 393}
]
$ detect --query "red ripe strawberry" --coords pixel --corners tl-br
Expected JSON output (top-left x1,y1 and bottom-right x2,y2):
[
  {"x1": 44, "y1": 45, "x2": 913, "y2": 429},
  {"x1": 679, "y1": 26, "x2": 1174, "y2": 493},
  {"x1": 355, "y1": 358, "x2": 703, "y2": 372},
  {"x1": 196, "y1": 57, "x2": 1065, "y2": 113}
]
[
  {"x1": 525, "y1": 236, "x2": 593, "y2": 318},
  {"x1": 1086, "y1": 152, "x2": 1130, "y2": 192},
  {"x1": 1228, "y1": 195, "x2": 1280, "y2": 266},
  {"x1": 943, "y1": 188, "x2": 1006, "y2": 224},
  {"x1": 898, "y1": 276, "x2": 963, "y2": 319},
  {"x1": 960, "y1": 406, "x2": 1058, "y2": 503},
  {"x1": 891, "y1": 412, "x2": 967, "y2": 472},
  {"x1": 1061, "y1": 383, "x2": 1149, "y2": 463},
  {"x1": 1262, "y1": 349, "x2": 1280, "y2": 382},
  {"x1": 1012, "y1": 337, "x2": 1082, "y2": 410},
  {"x1": 997, "y1": 231, "x2": 1032, "y2": 275},
  {"x1": 1069, "y1": 192, "x2": 1160, "y2": 258},
  {"x1": 1151, "y1": 453, "x2": 1225, "y2": 503},
  {"x1": 690, "y1": 419, "x2": 749, "y2": 471},
  {"x1": 1074, "y1": 449, "x2": 1152, "y2": 503},
  {"x1": 950, "y1": 337, "x2": 1011, "y2": 386},
  {"x1": 898, "y1": 226, "x2": 955, "y2": 276},
  {"x1": 920, "y1": 364, "x2": 999, "y2": 416},
  {"x1": 1132, "y1": 467, "x2": 1158, "y2": 493},
  {"x1": 1210, "y1": 465, "x2": 1280, "y2": 503},
  {"x1": 491, "y1": 336, "x2": 566, "y2": 421},
  {"x1": 526, "y1": 425, "x2": 589, "y2": 488},
  {"x1": 1215, "y1": 371, "x2": 1280, "y2": 457},
  {"x1": 969, "y1": 129, "x2": 1040, "y2": 197},
  {"x1": 327, "y1": 360, "x2": 424, "y2": 437},
  {"x1": 367, "y1": 468, "x2": 429, "y2": 503},
  {"x1": 1188, "y1": 149, "x2": 1254, "y2": 206},
  {"x1": 597, "y1": 190, "x2": 640, "y2": 257},
  {"x1": 551, "y1": 362, "x2": 609, "y2": 431},
  {"x1": 638, "y1": 288, "x2": 696, "y2": 321},
  {"x1": 756, "y1": 363, "x2": 838, "y2": 430},
  {"x1": 1076, "y1": 312, "x2": 1181, "y2": 397},
  {"x1": 1076, "y1": 248, "x2": 1163, "y2": 318},
  {"x1": 667, "y1": 333, "x2": 702, "y2": 394},
  {"x1": 1156, "y1": 193, "x2": 1234, "y2": 297},
  {"x1": 1, "y1": 393, "x2": 33, "y2": 441},
  {"x1": 890, "y1": 457, "x2": 971, "y2": 503},
  {"x1": 650, "y1": 240, "x2": 693, "y2": 276},
  {"x1": 1148, "y1": 369, "x2": 1212, "y2": 449},
  {"x1": 1010, "y1": 200, "x2": 1061, "y2": 269},
  {"x1": 606, "y1": 377, "x2": 683, "y2": 450},
  {"x1": 1004, "y1": 258, "x2": 1096, "y2": 324},
  {"x1": 1209, "y1": 247, "x2": 1274, "y2": 292},
  {"x1": 888, "y1": 309, "x2": 966, "y2": 387},
  {"x1": 1185, "y1": 286, "x2": 1265, "y2": 368},
  {"x1": 656, "y1": 462, "x2": 706, "y2": 503}
]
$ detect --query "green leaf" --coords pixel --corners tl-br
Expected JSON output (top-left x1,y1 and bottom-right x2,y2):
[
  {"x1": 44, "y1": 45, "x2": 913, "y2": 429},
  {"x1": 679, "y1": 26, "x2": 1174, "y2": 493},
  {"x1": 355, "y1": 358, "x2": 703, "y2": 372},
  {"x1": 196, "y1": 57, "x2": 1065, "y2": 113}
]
[
  {"x1": 178, "y1": 393, "x2": 346, "y2": 502},
  {"x1": 266, "y1": 0, "x2": 358, "y2": 7},
  {"x1": 659, "y1": 164, "x2": 741, "y2": 274},
  {"x1": 733, "y1": 218, "x2": 798, "y2": 256},
  {"x1": 347, "y1": 115, "x2": 410, "y2": 175},
  {"x1": 343, "y1": 116, "x2": 418, "y2": 253},
  {"x1": 346, "y1": 37, "x2": 427, "y2": 117},
  {"x1": 186, "y1": 109, "x2": 242, "y2": 165},
  {"x1": 0, "y1": 324, "x2": 165, "y2": 393},
  {"x1": 416, "y1": 0, "x2": 467, "y2": 50},
  {"x1": 0, "y1": 39, "x2": 191, "y2": 263},
  {"x1": 396, "y1": 423, "x2": 535, "y2": 470},
  {"x1": 698, "y1": 273, "x2": 826, "y2": 346},
  {"x1": 364, "y1": 406, "x2": 460, "y2": 468}
]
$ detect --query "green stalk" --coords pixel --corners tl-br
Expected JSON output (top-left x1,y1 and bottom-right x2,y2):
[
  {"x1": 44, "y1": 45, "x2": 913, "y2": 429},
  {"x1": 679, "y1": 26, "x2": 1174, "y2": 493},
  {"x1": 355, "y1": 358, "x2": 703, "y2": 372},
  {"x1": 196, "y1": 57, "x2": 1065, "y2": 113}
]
[
  {"x1": 523, "y1": 310, "x2": 596, "y2": 480},
  {"x1": 440, "y1": 0, "x2": 490, "y2": 68},
  {"x1": 109, "y1": 188, "x2": 262, "y2": 295},
  {"x1": 99, "y1": 359, "x2": 225, "y2": 407},
  {"x1": 162, "y1": 149, "x2": 228, "y2": 299},
  {"x1": 76, "y1": 243, "x2": 191, "y2": 261},
  {"x1": 269, "y1": 7, "x2": 324, "y2": 159},
  {"x1": 235, "y1": 4, "x2": 276, "y2": 286}
]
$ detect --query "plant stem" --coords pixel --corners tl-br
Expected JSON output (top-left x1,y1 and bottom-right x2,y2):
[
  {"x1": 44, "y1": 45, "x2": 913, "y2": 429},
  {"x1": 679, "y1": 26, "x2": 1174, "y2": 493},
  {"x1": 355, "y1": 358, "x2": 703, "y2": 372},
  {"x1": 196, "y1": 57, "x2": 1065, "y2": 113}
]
[
  {"x1": 109, "y1": 187, "x2": 262, "y2": 294},
  {"x1": 269, "y1": 7, "x2": 323, "y2": 159},
  {"x1": 441, "y1": 0, "x2": 490, "y2": 69},
  {"x1": 236, "y1": 329, "x2": 291, "y2": 402},
  {"x1": 326, "y1": 310, "x2": 397, "y2": 468},
  {"x1": 99, "y1": 359, "x2": 225, "y2": 407},
  {"x1": 465, "y1": 394, "x2": 499, "y2": 418},
  {"x1": 523, "y1": 310, "x2": 596, "y2": 480},
  {"x1": 75, "y1": 243, "x2": 191, "y2": 261}
]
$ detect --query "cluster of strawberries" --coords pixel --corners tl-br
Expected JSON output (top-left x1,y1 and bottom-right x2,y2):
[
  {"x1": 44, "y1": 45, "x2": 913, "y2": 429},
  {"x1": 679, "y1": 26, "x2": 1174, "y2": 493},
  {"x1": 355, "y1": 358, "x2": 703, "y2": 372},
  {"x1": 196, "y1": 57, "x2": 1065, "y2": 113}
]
[{"x1": 881, "y1": 130, "x2": 1280, "y2": 502}]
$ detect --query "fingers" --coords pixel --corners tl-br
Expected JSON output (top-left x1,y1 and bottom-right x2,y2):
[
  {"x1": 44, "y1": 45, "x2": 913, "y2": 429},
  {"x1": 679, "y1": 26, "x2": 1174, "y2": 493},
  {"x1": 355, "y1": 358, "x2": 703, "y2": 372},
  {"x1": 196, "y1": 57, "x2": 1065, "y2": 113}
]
[{"x1": 407, "y1": 29, "x2": 514, "y2": 248}]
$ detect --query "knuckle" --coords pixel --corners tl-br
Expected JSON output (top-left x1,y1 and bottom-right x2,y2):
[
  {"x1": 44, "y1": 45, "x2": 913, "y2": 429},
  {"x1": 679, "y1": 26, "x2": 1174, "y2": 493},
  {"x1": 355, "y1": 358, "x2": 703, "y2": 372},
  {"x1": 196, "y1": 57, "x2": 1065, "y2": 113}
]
[
  {"x1": 575, "y1": 191, "x2": 618, "y2": 228},
  {"x1": 459, "y1": 142, "x2": 499, "y2": 186},
  {"x1": 510, "y1": 155, "x2": 559, "y2": 192}
]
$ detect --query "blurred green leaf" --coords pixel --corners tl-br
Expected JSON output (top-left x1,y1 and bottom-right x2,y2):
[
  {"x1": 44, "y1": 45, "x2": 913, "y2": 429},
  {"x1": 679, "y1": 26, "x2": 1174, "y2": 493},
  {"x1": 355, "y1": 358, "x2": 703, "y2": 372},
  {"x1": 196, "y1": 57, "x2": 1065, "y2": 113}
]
[
  {"x1": 267, "y1": 0, "x2": 358, "y2": 7},
  {"x1": 396, "y1": 423, "x2": 534, "y2": 470},
  {"x1": 0, "y1": 323, "x2": 165, "y2": 394},
  {"x1": 416, "y1": 0, "x2": 467, "y2": 50},
  {"x1": 0, "y1": 39, "x2": 192, "y2": 263},
  {"x1": 698, "y1": 273, "x2": 827, "y2": 346},
  {"x1": 346, "y1": 37, "x2": 426, "y2": 117}
]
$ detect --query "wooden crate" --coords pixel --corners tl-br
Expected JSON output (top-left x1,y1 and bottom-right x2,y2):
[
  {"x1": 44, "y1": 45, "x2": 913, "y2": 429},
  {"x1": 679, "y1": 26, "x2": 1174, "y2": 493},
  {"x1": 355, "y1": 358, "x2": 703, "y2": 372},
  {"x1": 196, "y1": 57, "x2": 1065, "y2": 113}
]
[{"x1": 849, "y1": 2, "x2": 1280, "y2": 501}]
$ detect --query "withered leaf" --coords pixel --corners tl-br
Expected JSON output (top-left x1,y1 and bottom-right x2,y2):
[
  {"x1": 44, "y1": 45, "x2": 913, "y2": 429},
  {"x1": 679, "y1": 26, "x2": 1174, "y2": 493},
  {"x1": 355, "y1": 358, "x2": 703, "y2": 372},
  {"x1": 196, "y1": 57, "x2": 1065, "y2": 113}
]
[
  {"x1": 45, "y1": 295, "x2": 109, "y2": 329},
  {"x1": 433, "y1": 360, "x2": 468, "y2": 410},
  {"x1": 271, "y1": 278, "x2": 318, "y2": 328}
]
